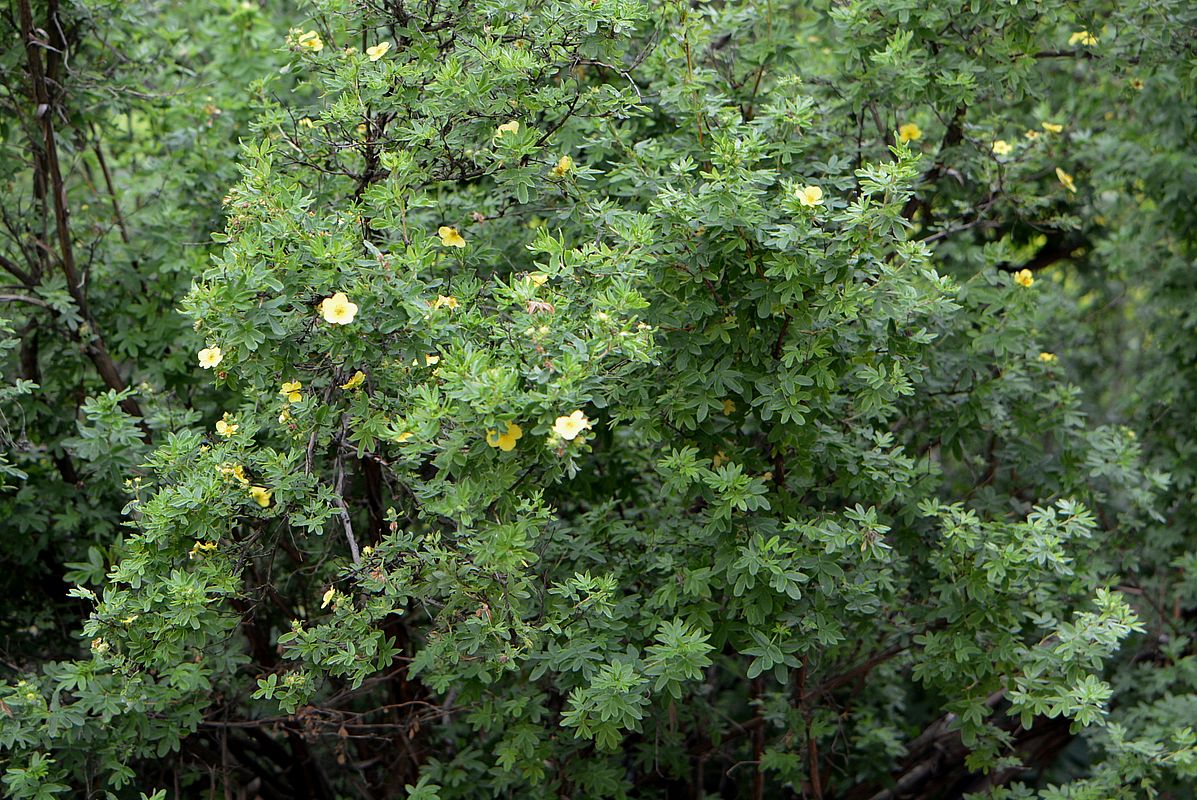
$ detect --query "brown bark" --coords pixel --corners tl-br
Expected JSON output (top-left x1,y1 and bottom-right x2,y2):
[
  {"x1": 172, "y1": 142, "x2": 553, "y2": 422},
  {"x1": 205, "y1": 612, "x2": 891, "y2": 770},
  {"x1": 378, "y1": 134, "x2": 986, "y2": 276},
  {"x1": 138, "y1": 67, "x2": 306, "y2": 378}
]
[{"x1": 17, "y1": 0, "x2": 147, "y2": 429}]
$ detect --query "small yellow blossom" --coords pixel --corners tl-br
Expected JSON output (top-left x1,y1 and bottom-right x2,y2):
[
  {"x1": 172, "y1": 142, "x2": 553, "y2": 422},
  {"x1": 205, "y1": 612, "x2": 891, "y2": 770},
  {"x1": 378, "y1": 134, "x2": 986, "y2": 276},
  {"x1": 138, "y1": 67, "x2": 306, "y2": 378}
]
[
  {"x1": 486, "y1": 422, "x2": 524, "y2": 452},
  {"x1": 495, "y1": 120, "x2": 520, "y2": 138},
  {"x1": 298, "y1": 117, "x2": 315, "y2": 128},
  {"x1": 296, "y1": 30, "x2": 324, "y2": 52},
  {"x1": 219, "y1": 463, "x2": 249, "y2": 485},
  {"x1": 249, "y1": 486, "x2": 272, "y2": 507},
  {"x1": 320, "y1": 292, "x2": 358, "y2": 325},
  {"x1": 395, "y1": 431, "x2": 413, "y2": 443},
  {"x1": 898, "y1": 122, "x2": 922, "y2": 143},
  {"x1": 366, "y1": 41, "x2": 392, "y2": 61},
  {"x1": 553, "y1": 410, "x2": 591, "y2": 441},
  {"x1": 796, "y1": 185, "x2": 824, "y2": 208},
  {"x1": 425, "y1": 354, "x2": 440, "y2": 366},
  {"x1": 722, "y1": 399, "x2": 736, "y2": 415},
  {"x1": 91, "y1": 638, "x2": 108, "y2": 653},
  {"x1": 712, "y1": 451, "x2": 728, "y2": 468},
  {"x1": 280, "y1": 380, "x2": 302, "y2": 403},
  {"x1": 341, "y1": 370, "x2": 366, "y2": 390},
  {"x1": 1056, "y1": 167, "x2": 1077, "y2": 193},
  {"x1": 1130, "y1": 78, "x2": 1145, "y2": 91},
  {"x1": 278, "y1": 409, "x2": 292, "y2": 424},
  {"x1": 551, "y1": 155, "x2": 574, "y2": 177},
  {"x1": 321, "y1": 587, "x2": 337, "y2": 608},
  {"x1": 189, "y1": 541, "x2": 218, "y2": 559},
  {"x1": 1041, "y1": 121, "x2": 1064, "y2": 134},
  {"x1": 1024, "y1": 129, "x2": 1041, "y2": 140},
  {"x1": 198, "y1": 346, "x2": 223, "y2": 369},
  {"x1": 529, "y1": 272, "x2": 549, "y2": 287},
  {"x1": 992, "y1": 140, "x2": 1013, "y2": 156},
  {"x1": 1069, "y1": 30, "x2": 1098, "y2": 47},
  {"x1": 438, "y1": 225, "x2": 466, "y2": 248},
  {"x1": 215, "y1": 413, "x2": 239, "y2": 438},
  {"x1": 433, "y1": 295, "x2": 459, "y2": 310},
  {"x1": 1014, "y1": 269, "x2": 1035, "y2": 288},
  {"x1": 1038, "y1": 352, "x2": 1058, "y2": 363}
]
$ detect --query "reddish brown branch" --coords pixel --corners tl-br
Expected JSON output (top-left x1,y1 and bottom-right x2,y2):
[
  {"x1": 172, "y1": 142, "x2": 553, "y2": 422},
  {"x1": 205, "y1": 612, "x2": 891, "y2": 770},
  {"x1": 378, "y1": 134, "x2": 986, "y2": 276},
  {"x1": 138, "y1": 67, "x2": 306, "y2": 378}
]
[{"x1": 18, "y1": 0, "x2": 147, "y2": 430}]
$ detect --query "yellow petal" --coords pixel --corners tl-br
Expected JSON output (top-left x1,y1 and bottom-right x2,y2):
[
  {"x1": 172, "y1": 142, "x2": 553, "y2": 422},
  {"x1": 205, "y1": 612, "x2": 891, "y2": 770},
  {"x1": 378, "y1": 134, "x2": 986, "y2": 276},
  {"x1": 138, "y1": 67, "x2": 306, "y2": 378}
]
[{"x1": 898, "y1": 122, "x2": 922, "y2": 143}]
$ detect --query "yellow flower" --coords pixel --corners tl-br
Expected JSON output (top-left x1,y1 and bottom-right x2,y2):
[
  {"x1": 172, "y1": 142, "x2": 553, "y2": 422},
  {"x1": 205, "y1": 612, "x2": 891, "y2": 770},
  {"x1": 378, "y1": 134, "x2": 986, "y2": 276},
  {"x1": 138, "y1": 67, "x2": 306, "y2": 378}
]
[
  {"x1": 438, "y1": 225, "x2": 466, "y2": 248},
  {"x1": 219, "y1": 463, "x2": 249, "y2": 485},
  {"x1": 796, "y1": 185, "x2": 824, "y2": 208},
  {"x1": 1038, "y1": 352, "x2": 1058, "y2": 363},
  {"x1": 712, "y1": 450, "x2": 728, "y2": 468},
  {"x1": 495, "y1": 120, "x2": 520, "y2": 138},
  {"x1": 898, "y1": 122, "x2": 922, "y2": 143},
  {"x1": 189, "y1": 541, "x2": 218, "y2": 559},
  {"x1": 321, "y1": 587, "x2": 337, "y2": 609},
  {"x1": 1069, "y1": 30, "x2": 1098, "y2": 47},
  {"x1": 425, "y1": 354, "x2": 440, "y2": 366},
  {"x1": 1014, "y1": 269, "x2": 1035, "y2": 288},
  {"x1": 297, "y1": 30, "x2": 324, "y2": 52},
  {"x1": 1024, "y1": 129, "x2": 1040, "y2": 140},
  {"x1": 486, "y1": 422, "x2": 524, "y2": 452},
  {"x1": 280, "y1": 380, "x2": 302, "y2": 403},
  {"x1": 341, "y1": 370, "x2": 366, "y2": 390},
  {"x1": 551, "y1": 155, "x2": 573, "y2": 177},
  {"x1": 320, "y1": 291, "x2": 359, "y2": 325},
  {"x1": 722, "y1": 399, "x2": 736, "y2": 415},
  {"x1": 529, "y1": 272, "x2": 549, "y2": 287},
  {"x1": 1056, "y1": 167, "x2": 1077, "y2": 193},
  {"x1": 298, "y1": 117, "x2": 315, "y2": 128},
  {"x1": 1130, "y1": 78, "x2": 1145, "y2": 91},
  {"x1": 395, "y1": 431, "x2": 413, "y2": 443},
  {"x1": 278, "y1": 409, "x2": 292, "y2": 424},
  {"x1": 433, "y1": 295, "x2": 459, "y2": 310},
  {"x1": 1041, "y1": 121, "x2": 1064, "y2": 134},
  {"x1": 366, "y1": 41, "x2": 391, "y2": 61},
  {"x1": 992, "y1": 140, "x2": 1013, "y2": 156},
  {"x1": 249, "y1": 486, "x2": 272, "y2": 507},
  {"x1": 553, "y1": 410, "x2": 591, "y2": 441},
  {"x1": 215, "y1": 413, "x2": 239, "y2": 438},
  {"x1": 198, "y1": 346, "x2": 223, "y2": 369}
]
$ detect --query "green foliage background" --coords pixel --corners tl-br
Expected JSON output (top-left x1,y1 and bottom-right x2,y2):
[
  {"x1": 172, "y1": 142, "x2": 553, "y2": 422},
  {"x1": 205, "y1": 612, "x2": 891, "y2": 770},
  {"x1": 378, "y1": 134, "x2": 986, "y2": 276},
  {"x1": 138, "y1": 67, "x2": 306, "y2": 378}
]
[{"x1": 2, "y1": 0, "x2": 1197, "y2": 797}]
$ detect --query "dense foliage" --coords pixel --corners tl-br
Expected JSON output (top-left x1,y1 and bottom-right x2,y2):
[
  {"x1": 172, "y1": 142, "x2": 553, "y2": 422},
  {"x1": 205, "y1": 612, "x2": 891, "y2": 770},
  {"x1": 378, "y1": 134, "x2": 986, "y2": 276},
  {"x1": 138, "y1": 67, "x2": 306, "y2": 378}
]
[{"x1": 3, "y1": 0, "x2": 1197, "y2": 797}]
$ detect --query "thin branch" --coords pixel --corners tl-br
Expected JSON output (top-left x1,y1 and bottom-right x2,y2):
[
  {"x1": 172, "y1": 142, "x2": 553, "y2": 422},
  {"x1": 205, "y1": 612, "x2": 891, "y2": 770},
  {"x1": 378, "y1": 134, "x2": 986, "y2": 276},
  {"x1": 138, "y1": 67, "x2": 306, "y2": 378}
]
[
  {"x1": 333, "y1": 448, "x2": 361, "y2": 566},
  {"x1": 17, "y1": 0, "x2": 147, "y2": 430},
  {"x1": 0, "y1": 292, "x2": 50, "y2": 309}
]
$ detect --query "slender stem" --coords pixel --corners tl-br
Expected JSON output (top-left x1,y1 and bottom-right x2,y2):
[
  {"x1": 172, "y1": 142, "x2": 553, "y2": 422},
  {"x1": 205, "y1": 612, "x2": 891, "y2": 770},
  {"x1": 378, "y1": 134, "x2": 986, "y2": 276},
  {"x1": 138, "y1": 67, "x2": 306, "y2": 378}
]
[
  {"x1": 18, "y1": 0, "x2": 147, "y2": 429},
  {"x1": 334, "y1": 451, "x2": 362, "y2": 566}
]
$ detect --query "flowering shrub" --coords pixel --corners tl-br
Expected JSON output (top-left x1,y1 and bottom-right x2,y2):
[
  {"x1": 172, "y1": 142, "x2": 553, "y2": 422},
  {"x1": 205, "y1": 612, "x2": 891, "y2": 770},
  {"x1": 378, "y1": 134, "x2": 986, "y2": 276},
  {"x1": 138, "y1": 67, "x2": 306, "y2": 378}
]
[{"x1": 4, "y1": 0, "x2": 1197, "y2": 797}]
